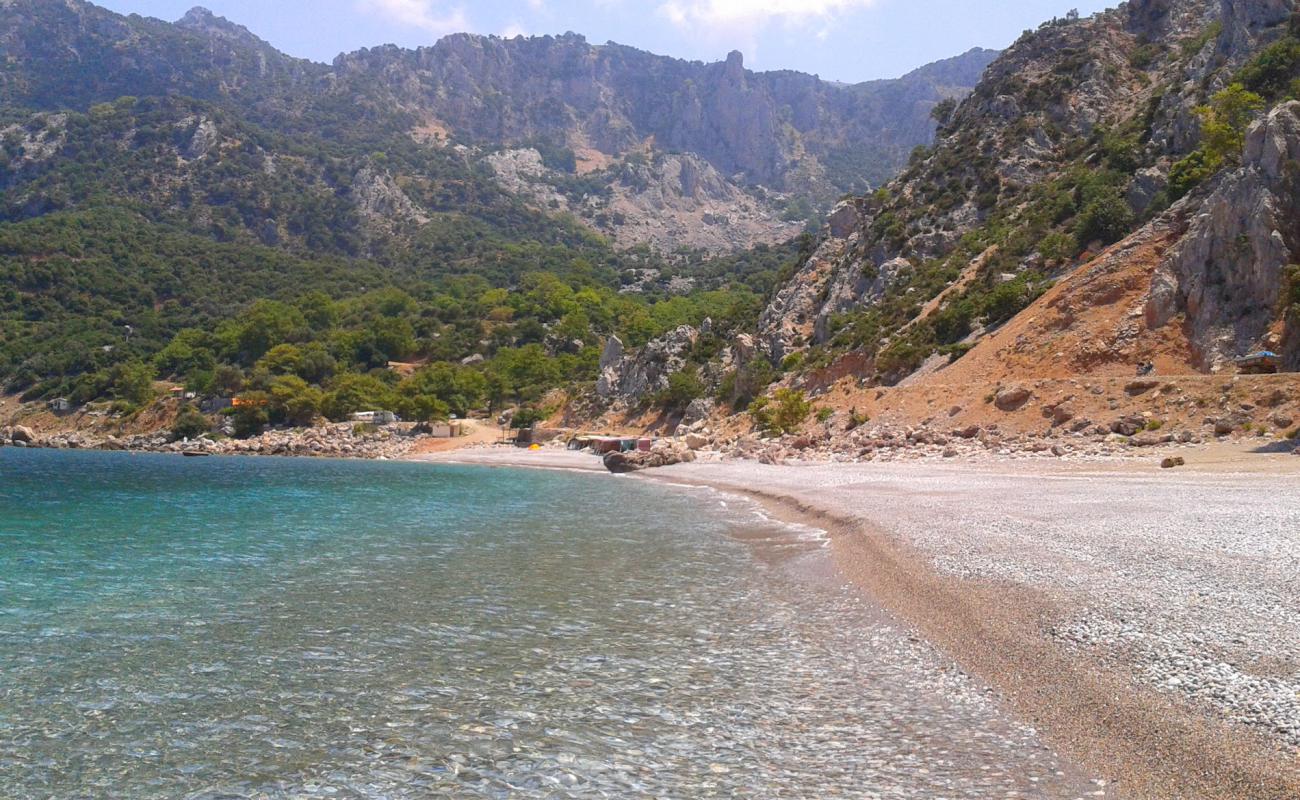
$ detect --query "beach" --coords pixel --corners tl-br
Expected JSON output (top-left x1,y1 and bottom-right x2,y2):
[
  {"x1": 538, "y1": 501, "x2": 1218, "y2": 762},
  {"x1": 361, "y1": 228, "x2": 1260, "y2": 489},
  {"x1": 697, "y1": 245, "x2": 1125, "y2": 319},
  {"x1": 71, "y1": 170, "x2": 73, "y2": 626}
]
[{"x1": 418, "y1": 444, "x2": 1300, "y2": 799}]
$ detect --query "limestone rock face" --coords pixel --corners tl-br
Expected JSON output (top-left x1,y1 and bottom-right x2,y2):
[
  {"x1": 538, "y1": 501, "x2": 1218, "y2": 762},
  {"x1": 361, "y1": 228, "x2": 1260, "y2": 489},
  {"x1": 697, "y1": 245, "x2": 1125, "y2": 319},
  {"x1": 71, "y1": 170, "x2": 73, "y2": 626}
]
[
  {"x1": 746, "y1": 0, "x2": 1300, "y2": 385},
  {"x1": 352, "y1": 166, "x2": 429, "y2": 227},
  {"x1": 487, "y1": 148, "x2": 801, "y2": 254},
  {"x1": 1146, "y1": 102, "x2": 1300, "y2": 370},
  {"x1": 595, "y1": 327, "x2": 698, "y2": 401}
]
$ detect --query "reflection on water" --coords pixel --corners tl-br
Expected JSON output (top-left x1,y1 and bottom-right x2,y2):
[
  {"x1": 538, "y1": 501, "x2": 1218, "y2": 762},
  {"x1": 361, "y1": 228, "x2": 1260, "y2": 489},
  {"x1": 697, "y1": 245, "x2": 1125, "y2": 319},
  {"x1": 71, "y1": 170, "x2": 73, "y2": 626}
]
[{"x1": 0, "y1": 449, "x2": 1087, "y2": 798}]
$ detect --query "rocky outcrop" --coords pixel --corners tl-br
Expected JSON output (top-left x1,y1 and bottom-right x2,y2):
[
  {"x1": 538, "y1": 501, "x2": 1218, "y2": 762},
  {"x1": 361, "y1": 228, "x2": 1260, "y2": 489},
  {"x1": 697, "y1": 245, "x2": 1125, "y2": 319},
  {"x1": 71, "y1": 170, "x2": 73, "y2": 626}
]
[
  {"x1": 351, "y1": 166, "x2": 429, "y2": 227},
  {"x1": 603, "y1": 440, "x2": 696, "y2": 472},
  {"x1": 757, "y1": 0, "x2": 1300, "y2": 384},
  {"x1": 1146, "y1": 102, "x2": 1300, "y2": 369},
  {"x1": 486, "y1": 148, "x2": 801, "y2": 253},
  {"x1": 595, "y1": 327, "x2": 698, "y2": 401}
]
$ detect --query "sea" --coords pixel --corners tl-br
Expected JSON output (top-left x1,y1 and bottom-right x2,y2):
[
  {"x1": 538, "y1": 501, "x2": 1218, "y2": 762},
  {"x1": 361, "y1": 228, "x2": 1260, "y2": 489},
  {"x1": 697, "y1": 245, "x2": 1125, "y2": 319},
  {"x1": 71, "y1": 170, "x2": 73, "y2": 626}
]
[{"x1": 0, "y1": 448, "x2": 1086, "y2": 798}]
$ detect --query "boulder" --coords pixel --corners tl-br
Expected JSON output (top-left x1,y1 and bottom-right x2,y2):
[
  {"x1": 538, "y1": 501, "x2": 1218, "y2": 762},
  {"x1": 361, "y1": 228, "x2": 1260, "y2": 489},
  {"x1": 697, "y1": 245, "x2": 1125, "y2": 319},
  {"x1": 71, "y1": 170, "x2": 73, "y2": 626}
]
[
  {"x1": 1050, "y1": 404, "x2": 1076, "y2": 425},
  {"x1": 1125, "y1": 379, "x2": 1160, "y2": 395},
  {"x1": 683, "y1": 432, "x2": 710, "y2": 450},
  {"x1": 1161, "y1": 456, "x2": 1186, "y2": 469},
  {"x1": 10, "y1": 426, "x2": 35, "y2": 444},
  {"x1": 994, "y1": 386, "x2": 1032, "y2": 411},
  {"x1": 681, "y1": 397, "x2": 715, "y2": 427}
]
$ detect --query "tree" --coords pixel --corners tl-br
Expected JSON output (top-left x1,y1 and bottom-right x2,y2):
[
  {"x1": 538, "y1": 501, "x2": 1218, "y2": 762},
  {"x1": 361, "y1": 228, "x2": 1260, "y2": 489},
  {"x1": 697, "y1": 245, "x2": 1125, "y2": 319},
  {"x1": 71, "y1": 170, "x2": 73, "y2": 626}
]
[
  {"x1": 400, "y1": 393, "x2": 451, "y2": 424},
  {"x1": 268, "y1": 375, "x2": 321, "y2": 426},
  {"x1": 232, "y1": 391, "x2": 269, "y2": 438},
  {"x1": 930, "y1": 97, "x2": 958, "y2": 127},
  {"x1": 222, "y1": 300, "x2": 307, "y2": 364},
  {"x1": 320, "y1": 373, "x2": 399, "y2": 421},
  {"x1": 1196, "y1": 84, "x2": 1265, "y2": 167},
  {"x1": 171, "y1": 405, "x2": 210, "y2": 441},
  {"x1": 110, "y1": 360, "x2": 155, "y2": 406},
  {"x1": 212, "y1": 364, "x2": 245, "y2": 396},
  {"x1": 257, "y1": 343, "x2": 304, "y2": 376},
  {"x1": 399, "y1": 362, "x2": 487, "y2": 418}
]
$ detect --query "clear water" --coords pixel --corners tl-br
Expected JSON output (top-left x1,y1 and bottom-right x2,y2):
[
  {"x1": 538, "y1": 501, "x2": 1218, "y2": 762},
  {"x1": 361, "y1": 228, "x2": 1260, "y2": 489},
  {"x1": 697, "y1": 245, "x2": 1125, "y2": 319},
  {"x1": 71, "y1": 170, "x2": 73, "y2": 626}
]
[{"x1": 0, "y1": 449, "x2": 1089, "y2": 798}]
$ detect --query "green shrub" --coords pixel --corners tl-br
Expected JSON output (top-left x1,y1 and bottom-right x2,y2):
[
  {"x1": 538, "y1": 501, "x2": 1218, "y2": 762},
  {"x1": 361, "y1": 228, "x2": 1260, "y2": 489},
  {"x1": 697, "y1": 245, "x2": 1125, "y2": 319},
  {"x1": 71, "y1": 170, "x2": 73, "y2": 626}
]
[
  {"x1": 1196, "y1": 84, "x2": 1265, "y2": 166},
  {"x1": 749, "y1": 388, "x2": 812, "y2": 435},
  {"x1": 171, "y1": 405, "x2": 210, "y2": 441},
  {"x1": 1039, "y1": 231, "x2": 1078, "y2": 264},
  {"x1": 1167, "y1": 150, "x2": 1217, "y2": 201},
  {"x1": 1074, "y1": 186, "x2": 1134, "y2": 246},
  {"x1": 1238, "y1": 35, "x2": 1300, "y2": 100},
  {"x1": 511, "y1": 406, "x2": 547, "y2": 429},
  {"x1": 816, "y1": 407, "x2": 835, "y2": 423},
  {"x1": 657, "y1": 367, "x2": 706, "y2": 413}
]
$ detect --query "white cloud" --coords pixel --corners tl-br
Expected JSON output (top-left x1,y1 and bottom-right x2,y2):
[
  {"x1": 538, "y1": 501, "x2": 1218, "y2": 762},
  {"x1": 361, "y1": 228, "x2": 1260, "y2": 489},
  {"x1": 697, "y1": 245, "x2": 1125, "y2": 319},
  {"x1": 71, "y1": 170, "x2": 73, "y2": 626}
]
[
  {"x1": 358, "y1": 0, "x2": 471, "y2": 35},
  {"x1": 502, "y1": 21, "x2": 529, "y2": 38},
  {"x1": 658, "y1": 0, "x2": 876, "y2": 31}
]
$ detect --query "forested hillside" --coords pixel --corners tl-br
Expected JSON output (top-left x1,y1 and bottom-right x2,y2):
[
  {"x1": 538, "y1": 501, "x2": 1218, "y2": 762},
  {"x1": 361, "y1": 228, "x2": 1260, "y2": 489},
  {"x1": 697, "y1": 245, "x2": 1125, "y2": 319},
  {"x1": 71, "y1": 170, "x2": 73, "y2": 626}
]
[{"x1": 0, "y1": 0, "x2": 991, "y2": 429}]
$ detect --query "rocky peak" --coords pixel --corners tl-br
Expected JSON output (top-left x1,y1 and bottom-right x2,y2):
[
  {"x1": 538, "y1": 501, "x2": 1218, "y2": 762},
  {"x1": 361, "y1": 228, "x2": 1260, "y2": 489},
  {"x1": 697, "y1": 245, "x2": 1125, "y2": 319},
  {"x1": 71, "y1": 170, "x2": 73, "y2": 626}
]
[{"x1": 176, "y1": 6, "x2": 275, "y2": 50}]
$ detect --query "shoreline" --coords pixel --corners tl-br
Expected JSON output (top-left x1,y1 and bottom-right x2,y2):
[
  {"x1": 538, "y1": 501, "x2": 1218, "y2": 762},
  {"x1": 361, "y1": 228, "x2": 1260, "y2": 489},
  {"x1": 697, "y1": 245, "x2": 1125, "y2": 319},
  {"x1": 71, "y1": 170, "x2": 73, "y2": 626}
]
[{"x1": 419, "y1": 445, "x2": 1300, "y2": 800}]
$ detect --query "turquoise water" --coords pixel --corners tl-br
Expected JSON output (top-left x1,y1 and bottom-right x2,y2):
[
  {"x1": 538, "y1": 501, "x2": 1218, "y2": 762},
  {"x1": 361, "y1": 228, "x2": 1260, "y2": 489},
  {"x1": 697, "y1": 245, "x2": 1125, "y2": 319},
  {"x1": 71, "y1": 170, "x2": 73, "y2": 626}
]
[{"x1": 0, "y1": 448, "x2": 1084, "y2": 798}]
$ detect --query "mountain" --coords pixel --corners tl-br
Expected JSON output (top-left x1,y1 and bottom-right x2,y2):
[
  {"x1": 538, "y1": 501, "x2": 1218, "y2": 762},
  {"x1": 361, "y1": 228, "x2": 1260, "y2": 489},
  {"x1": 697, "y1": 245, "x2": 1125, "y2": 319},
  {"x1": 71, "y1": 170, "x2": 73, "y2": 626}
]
[
  {"x1": 752, "y1": 0, "x2": 1300, "y2": 388},
  {"x1": 0, "y1": 1, "x2": 995, "y2": 253}
]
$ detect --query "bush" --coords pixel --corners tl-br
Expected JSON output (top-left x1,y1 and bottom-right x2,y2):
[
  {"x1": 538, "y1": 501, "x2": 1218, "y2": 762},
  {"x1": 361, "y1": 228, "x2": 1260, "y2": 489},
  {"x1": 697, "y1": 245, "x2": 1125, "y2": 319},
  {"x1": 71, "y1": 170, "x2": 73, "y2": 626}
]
[
  {"x1": 1039, "y1": 231, "x2": 1078, "y2": 264},
  {"x1": 171, "y1": 405, "x2": 209, "y2": 441},
  {"x1": 511, "y1": 406, "x2": 547, "y2": 429},
  {"x1": 1167, "y1": 150, "x2": 1216, "y2": 201},
  {"x1": 847, "y1": 408, "x2": 869, "y2": 430},
  {"x1": 750, "y1": 388, "x2": 812, "y2": 435},
  {"x1": 1196, "y1": 84, "x2": 1265, "y2": 166},
  {"x1": 657, "y1": 367, "x2": 705, "y2": 413},
  {"x1": 1074, "y1": 186, "x2": 1134, "y2": 246},
  {"x1": 110, "y1": 360, "x2": 156, "y2": 406}
]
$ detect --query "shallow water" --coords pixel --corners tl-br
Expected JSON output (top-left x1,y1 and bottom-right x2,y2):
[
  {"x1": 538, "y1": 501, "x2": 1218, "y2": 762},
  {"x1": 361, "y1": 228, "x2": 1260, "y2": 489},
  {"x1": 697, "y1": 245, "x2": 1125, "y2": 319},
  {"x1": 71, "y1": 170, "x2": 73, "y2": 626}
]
[{"x1": 0, "y1": 449, "x2": 1092, "y2": 798}]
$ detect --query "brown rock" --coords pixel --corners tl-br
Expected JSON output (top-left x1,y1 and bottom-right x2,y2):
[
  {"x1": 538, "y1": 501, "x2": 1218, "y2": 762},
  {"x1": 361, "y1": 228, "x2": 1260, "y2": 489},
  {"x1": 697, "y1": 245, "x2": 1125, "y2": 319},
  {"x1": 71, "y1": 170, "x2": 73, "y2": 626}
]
[
  {"x1": 1125, "y1": 379, "x2": 1159, "y2": 396},
  {"x1": 994, "y1": 386, "x2": 1033, "y2": 411},
  {"x1": 1161, "y1": 456, "x2": 1186, "y2": 469}
]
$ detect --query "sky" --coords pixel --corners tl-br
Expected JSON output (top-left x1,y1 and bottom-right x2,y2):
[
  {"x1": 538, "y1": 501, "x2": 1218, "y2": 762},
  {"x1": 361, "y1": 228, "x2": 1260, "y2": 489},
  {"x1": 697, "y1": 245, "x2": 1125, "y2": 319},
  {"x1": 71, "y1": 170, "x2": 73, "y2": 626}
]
[{"x1": 95, "y1": 0, "x2": 1115, "y2": 83}]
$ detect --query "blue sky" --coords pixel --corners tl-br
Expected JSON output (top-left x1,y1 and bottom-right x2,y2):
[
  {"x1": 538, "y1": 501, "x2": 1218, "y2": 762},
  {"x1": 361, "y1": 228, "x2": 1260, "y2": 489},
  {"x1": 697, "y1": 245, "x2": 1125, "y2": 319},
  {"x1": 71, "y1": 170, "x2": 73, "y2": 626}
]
[{"x1": 96, "y1": 0, "x2": 1114, "y2": 82}]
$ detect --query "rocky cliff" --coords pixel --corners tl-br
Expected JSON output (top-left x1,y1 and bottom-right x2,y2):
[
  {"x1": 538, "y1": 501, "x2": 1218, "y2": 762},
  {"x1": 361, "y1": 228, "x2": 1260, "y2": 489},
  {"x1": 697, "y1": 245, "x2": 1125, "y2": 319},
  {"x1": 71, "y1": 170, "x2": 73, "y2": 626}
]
[
  {"x1": 332, "y1": 37, "x2": 996, "y2": 198},
  {"x1": 0, "y1": 1, "x2": 995, "y2": 253},
  {"x1": 752, "y1": 0, "x2": 1300, "y2": 385}
]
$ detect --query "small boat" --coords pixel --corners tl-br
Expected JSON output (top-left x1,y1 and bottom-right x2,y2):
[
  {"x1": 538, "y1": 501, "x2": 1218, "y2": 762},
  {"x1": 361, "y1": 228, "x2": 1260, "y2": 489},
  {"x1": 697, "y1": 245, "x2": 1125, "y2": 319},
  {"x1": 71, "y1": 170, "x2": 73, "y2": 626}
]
[{"x1": 182, "y1": 450, "x2": 212, "y2": 458}]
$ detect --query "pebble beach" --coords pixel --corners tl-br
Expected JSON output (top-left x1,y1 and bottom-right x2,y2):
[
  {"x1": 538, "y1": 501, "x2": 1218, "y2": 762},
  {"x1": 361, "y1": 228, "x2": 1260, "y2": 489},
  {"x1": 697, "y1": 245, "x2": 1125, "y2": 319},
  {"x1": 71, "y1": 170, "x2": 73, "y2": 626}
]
[{"x1": 426, "y1": 444, "x2": 1300, "y2": 799}]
